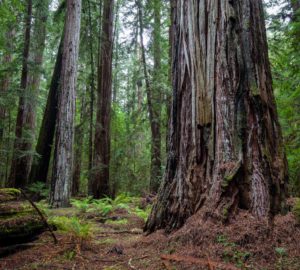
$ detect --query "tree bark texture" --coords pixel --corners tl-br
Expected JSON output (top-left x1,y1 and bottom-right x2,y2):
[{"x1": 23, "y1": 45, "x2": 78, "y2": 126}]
[
  {"x1": 9, "y1": 0, "x2": 33, "y2": 188},
  {"x1": 145, "y1": 0, "x2": 288, "y2": 233},
  {"x1": 50, "y1": 0, "x2": 81, "y2": 207},
  {"x1": 29, "y1": 38, "x2": 63, "y2": 184},
  {"x1": 91, "y1": 0, "x2": 114, "y2": 199}
]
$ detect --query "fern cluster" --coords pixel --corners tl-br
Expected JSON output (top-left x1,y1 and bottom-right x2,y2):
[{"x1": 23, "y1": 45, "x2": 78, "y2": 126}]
[{"x1": 70, "y1": 193, "x2": 151, "y2": 221}]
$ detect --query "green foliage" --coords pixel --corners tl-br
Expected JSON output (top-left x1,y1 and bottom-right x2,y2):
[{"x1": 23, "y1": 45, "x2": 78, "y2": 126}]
[
  {"x1": 267, "y1": 1, "x2": 300, "y2": 196},
  {"x1": 71, "y1": 193, "x2": 140, "y2": 217},
  {"x1": 216, "y1": 234, "x2": 251, "y2": 268},
  {"x1": 275, "y1": 247, "x2": 287, "y2": 257},
  {"x1": 131, "y1": 205, "x2": 151, "y2": 221},
  {"x1": 70, "y1": 193, "x2": 152, "y2": 223},
  {"x1": 49, "y1": 216, "x2": 91, "y2": 240},
  {"x1": 292, "y1": 198, "x2": 300, "y2": 222},
  {"x1": 70, "y1": 196, "x2": 93, "y2": 213},
  {"x1": 27, "y1": 182, "x2": 49, "y2": 199},
  {"x1": 275, "y1": 247, "x2": 288, "y2": 270}
]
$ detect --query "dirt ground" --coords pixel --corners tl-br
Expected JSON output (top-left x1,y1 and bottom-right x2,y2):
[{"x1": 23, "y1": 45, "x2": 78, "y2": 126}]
[{"x1": 0, "y1": 207, "x2": 300, "y2": 270}]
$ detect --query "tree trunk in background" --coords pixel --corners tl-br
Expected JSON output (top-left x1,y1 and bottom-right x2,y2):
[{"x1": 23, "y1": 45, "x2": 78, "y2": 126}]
[
  {"x1": 146, "y1": 0, "x2": 288, "y2": 233},
  {"x1": 291, "y1": 0, "x2": 300, "y2": 15},
  {"x1": 0, "y1": 29, "x2": 15, "y2": 187},
  {"x1": 112, "y1": 0, "x2": 121, "y2": 104},
  {"x1": 9, "y1": 0, "x2": 32, "y2": 188},
  {"x1": 72, "y1": 94, "x2": 86, "y2": 196},
  {"x1": 87, "y1": 0, "x2": 96, "y2": 195},
  {"x1": 91, "y1": 0, "x2": 114, "y2": 199},
  {"x1": 137, "y1": 0, "x2": 162, "y2": 193},
  {"x1": 9, "y1": 0, "x2": 49, "y2": 187},
  {"x1": 50, "y1": 0, "x2": 81, "y2": 207},
  {"x1": 29, "y1": 38, "x2": 63, "y2": 184},
  {"x1": 150, "y1": 0, "x2": 162, "y2": 193}
]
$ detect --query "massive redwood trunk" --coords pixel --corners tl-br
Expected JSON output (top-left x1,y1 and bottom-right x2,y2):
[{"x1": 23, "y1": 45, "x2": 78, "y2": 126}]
[
  {"x1": 50, "y1": 0, "x2": 81, "y2": 207},
  {"x1": 145, "y1": 0, "x2": 288, "y2": 233},
  {"x1": 91, "y1": 0, "x2": 114, "y2": 199}
]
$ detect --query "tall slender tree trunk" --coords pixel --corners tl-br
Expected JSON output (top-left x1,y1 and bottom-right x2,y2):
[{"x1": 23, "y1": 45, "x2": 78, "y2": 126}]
[
  {"x1": 50, "y1": 0, "x2": 81, "y2": 207},
  {"x1": 0, "y1": 28, "x2": 15, "y2": 186},
  {"x1": 91, "y1": 0, "x2": 114, "y2": 199},
  {"x1": 112, "y1": 0, "x2": 121, "y2": 104},
  {"x1": 72, "y1": 93, "x2": 86, "y2": 196},
  {"x1": 146, "y1": 0, "x2": 288, "y2": 233},
  {"x1": 29, "y1": 37, "x2": 63, "y2": 183},
  {"x1": 87, "y1": 0, "x2": 96, "y2": 195},
  {"x1": 9, "y1": 0, "x2": 49, "y2": 187},
  {"x1": 137, "y1": 0, "x2": 162, "y2": 193},
  {"x1": 9, "y1": 0, "x2": 32, "y2": 188},
  {"x1": 151, "y1": 0, "x2": 163, "y2": 192}
]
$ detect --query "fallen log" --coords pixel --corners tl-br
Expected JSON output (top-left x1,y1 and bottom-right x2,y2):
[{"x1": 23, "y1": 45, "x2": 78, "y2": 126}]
[{"x1": 0, "y1": 188, "x2": 45, "y2": 253}]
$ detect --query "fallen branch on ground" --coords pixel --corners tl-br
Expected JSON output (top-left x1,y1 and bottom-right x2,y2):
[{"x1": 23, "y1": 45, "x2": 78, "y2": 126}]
[
  {"x1": 161, "y1": 254, "x2": 239, "y2": 270},
  {"x1": 21, "y1": 189, "x2": 57, "y2": 244},
  {"x1": 162, "y1": 260, "x2": 173, "y2": 270}
]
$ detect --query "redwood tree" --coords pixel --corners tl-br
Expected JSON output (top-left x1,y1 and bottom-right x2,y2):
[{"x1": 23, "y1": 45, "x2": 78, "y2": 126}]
[
  {"x1": 8, "y1": 0, "x2": 32, "y2": 188},
  {"x1": 145, "y1": 0, "x2": 288, "y2": 232},
  {"x1": 29, "y1": 38, "x2": 63, "y2": 183},
  {"x1": 90, "y1": 0, "x2": 114, "y2": 198},
  {"x1": 9, "y1": 0, "x2": 49, "y2": 187},
  {"x1": 50, "y1": 0, "x2": 81, "y2": 207}
]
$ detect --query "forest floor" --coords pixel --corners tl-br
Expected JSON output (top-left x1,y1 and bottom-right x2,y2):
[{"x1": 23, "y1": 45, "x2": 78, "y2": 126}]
[{"x1": 0, "y1": 197, "x2": 300, "y2": 270}]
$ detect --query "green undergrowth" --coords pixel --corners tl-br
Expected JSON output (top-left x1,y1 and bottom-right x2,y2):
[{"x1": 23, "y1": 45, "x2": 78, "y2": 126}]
[
  {"x1": 70, "y1": 193, "x2": 152, "y2": 221},
  {"x1": 216, "y1": 234, "x2": 251, "y2": 268},
  {"x1": 49, "y1": 216, "x2": 91, "y2": 241},
  {"x1": 26, "y1": 182, "x2": 49, "y2": 200},
  {"x1": 292, "y1": 198, "x2": 300, "y2": 222}
]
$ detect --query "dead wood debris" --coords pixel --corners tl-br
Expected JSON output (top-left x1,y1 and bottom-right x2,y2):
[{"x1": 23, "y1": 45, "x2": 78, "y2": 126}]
[{"x1": 161, "y1": 254, "x2": 239, "y2": 270}]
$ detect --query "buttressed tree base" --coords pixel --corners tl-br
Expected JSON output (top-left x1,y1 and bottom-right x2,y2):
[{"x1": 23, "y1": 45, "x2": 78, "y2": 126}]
[{"x1": 145, "y1": 0, "x2": 288, "y2": 233}]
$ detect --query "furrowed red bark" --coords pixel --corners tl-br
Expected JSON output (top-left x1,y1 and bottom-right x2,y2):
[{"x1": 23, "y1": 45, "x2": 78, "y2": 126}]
[
  {"x1": 50, "y1": 0, "x2": 81, "y2": 207},
  {"x1": 145, "y1": 0, "x2": 288, "y2": 233},
  {"x1": 91, "y1": 0, "x2": 114, "y2": 199}
]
